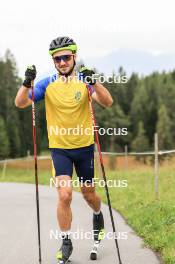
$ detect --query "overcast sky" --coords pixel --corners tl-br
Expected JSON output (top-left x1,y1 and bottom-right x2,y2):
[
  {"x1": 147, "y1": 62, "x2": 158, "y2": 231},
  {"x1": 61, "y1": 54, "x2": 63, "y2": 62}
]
[{"x1": 0, "y1": 0, "x2": 175, "y2": 77}]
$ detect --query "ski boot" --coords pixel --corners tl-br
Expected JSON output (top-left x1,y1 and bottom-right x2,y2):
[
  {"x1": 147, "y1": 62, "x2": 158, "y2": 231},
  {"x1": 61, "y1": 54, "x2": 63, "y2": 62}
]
[
  {"x1": 90, "y1": 211, "x2": 105, "y2": 260},
  {"x1": 56, "y1": 238, "x2": 73, "y2": 264}
]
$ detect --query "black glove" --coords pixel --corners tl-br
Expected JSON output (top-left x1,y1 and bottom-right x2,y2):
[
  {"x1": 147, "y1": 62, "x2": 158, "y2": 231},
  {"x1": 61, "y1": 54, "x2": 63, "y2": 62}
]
[
  {"x1": 79, "y1": 66, "x2": 96, "y2": 85},
  {"x1": 23, "y1": 65, "x2": 37, "y2": 88}
]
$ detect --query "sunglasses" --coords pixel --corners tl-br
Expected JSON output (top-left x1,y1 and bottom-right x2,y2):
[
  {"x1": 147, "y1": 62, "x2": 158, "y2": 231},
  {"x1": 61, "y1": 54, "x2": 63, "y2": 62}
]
[{"x1": 53, "y1": 54, "x2": 73, "y2": 63}]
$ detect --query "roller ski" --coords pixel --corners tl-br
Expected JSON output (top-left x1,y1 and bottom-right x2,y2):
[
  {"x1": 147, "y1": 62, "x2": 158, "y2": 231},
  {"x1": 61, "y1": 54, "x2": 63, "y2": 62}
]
[
  {"x1": 90, "y1": 211, "x2": 105, "y2": 260},
  {"x1": 56, "y1": 238, "x2": 73, "y2": 264}
]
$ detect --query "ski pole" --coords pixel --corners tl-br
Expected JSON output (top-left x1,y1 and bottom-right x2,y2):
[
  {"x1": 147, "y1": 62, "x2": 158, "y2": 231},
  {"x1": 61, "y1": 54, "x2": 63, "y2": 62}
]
[
  {"x1": 86, "y1": 85, "x2": 123, "y2": 264},
  {"x1": 31, "y1": 82, "x2": 42, "y2": 263}
]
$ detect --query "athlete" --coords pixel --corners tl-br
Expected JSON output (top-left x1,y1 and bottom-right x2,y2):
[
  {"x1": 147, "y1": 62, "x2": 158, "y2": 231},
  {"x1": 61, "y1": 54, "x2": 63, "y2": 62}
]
[{"x1": 15, "y1": 37, "x2": 113, "y2": 263}]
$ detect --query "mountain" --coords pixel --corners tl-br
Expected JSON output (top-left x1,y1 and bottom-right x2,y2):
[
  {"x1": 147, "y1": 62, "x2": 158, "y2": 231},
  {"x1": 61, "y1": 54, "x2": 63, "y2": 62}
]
[{"x1": 84, "y1": 49, "x2": 175, "y2": 76}]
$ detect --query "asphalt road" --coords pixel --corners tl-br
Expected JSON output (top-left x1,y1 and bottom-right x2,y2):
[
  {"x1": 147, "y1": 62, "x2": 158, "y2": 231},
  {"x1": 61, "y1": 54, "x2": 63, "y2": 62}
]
[{"x1": 0, "y1": 183, "x2": 161, "y2": 264}]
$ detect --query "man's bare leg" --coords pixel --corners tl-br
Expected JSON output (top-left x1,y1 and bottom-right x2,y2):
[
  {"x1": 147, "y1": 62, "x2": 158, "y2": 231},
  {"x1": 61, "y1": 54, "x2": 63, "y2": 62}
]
[
  {"x1": 81, "y1": 183, "x2": 105, "y2": 243},
  {"x1": 81, "y1": 184, "x2": 101, "y2": 212},
  {"x1": 55, "y1": 176, "x2": 73, "y2": 262},
  {"x1": 56, "y1": 175, "x2": 73, "y2": 231}
]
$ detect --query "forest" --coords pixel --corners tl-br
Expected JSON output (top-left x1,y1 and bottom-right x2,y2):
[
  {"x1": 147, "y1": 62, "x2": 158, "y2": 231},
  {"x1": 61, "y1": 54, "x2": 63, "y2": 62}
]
[{"x1": 0, "y1": 50, "x2": 175, "y2": 159}]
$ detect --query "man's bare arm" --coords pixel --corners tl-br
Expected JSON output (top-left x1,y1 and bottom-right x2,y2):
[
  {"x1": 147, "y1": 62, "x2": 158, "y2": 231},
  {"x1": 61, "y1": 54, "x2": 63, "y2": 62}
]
[
  {"x1": 15, "y1": 86, "x2": 32, "y2": 108},
  {"x1": 91, "y1": 81, "x2": 113, "y2": 107}
]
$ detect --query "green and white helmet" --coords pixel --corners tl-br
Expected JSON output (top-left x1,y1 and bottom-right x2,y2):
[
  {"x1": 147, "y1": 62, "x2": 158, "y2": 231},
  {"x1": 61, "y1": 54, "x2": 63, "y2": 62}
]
[{"x1": 49, "y1": 37, "x2": 77, "y2": 55}]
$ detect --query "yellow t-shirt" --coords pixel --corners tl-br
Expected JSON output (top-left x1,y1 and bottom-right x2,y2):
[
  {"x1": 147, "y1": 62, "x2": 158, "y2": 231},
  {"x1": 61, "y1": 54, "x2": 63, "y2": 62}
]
[{"x1": 30, "y1": 74, "x2": 94, "y2": 148}]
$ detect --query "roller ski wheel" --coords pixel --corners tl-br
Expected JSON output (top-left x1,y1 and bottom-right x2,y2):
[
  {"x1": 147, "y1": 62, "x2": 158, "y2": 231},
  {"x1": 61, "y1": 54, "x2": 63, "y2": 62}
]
[{"x1": 90, "y1": 240, "x2": 100, "y2": 260}]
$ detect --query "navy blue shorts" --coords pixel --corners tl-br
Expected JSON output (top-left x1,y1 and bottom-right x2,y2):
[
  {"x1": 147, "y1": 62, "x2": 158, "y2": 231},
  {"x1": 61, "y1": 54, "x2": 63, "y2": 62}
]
[{"x1": 50, "y1": 144, "x2": 94, "y2": 183}]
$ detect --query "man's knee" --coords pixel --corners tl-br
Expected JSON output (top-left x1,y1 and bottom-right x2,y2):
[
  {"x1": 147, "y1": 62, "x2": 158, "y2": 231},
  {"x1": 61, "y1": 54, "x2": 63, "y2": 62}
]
[{"x1": 58, "y1": 189, "x2": 72, "y2": 205}]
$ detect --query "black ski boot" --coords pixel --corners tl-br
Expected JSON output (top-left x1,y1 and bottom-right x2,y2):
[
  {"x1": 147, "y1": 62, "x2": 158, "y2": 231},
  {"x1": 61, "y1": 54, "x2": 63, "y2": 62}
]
[
  {"x1": 56, "y1": 238, "x2": 73, "y2": 264},
  {"x1": 90, "y1": 211, "x2": 105, "y2": 260},
  {"x1": 93, "y1": 211, "x2": 105, "y2": 242}
]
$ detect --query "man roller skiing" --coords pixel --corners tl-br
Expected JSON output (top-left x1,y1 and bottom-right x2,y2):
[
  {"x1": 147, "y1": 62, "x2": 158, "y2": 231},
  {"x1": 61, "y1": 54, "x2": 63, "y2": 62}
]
[{"x1": 15, "y1": 37, "x2": 113, "y2": 263}]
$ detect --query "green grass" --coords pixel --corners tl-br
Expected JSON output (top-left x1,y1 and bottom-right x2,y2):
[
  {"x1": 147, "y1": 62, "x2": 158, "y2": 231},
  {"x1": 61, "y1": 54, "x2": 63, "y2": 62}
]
[
  {"x1": 0, "y1": 167, "x2": 51, "y2": 185},
  {"x1": 0, "y1": 165, "x2": 175, "y2": 263},
  {"x1": 95, "y1": 168, "x2": 175, "y2": 264}
]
